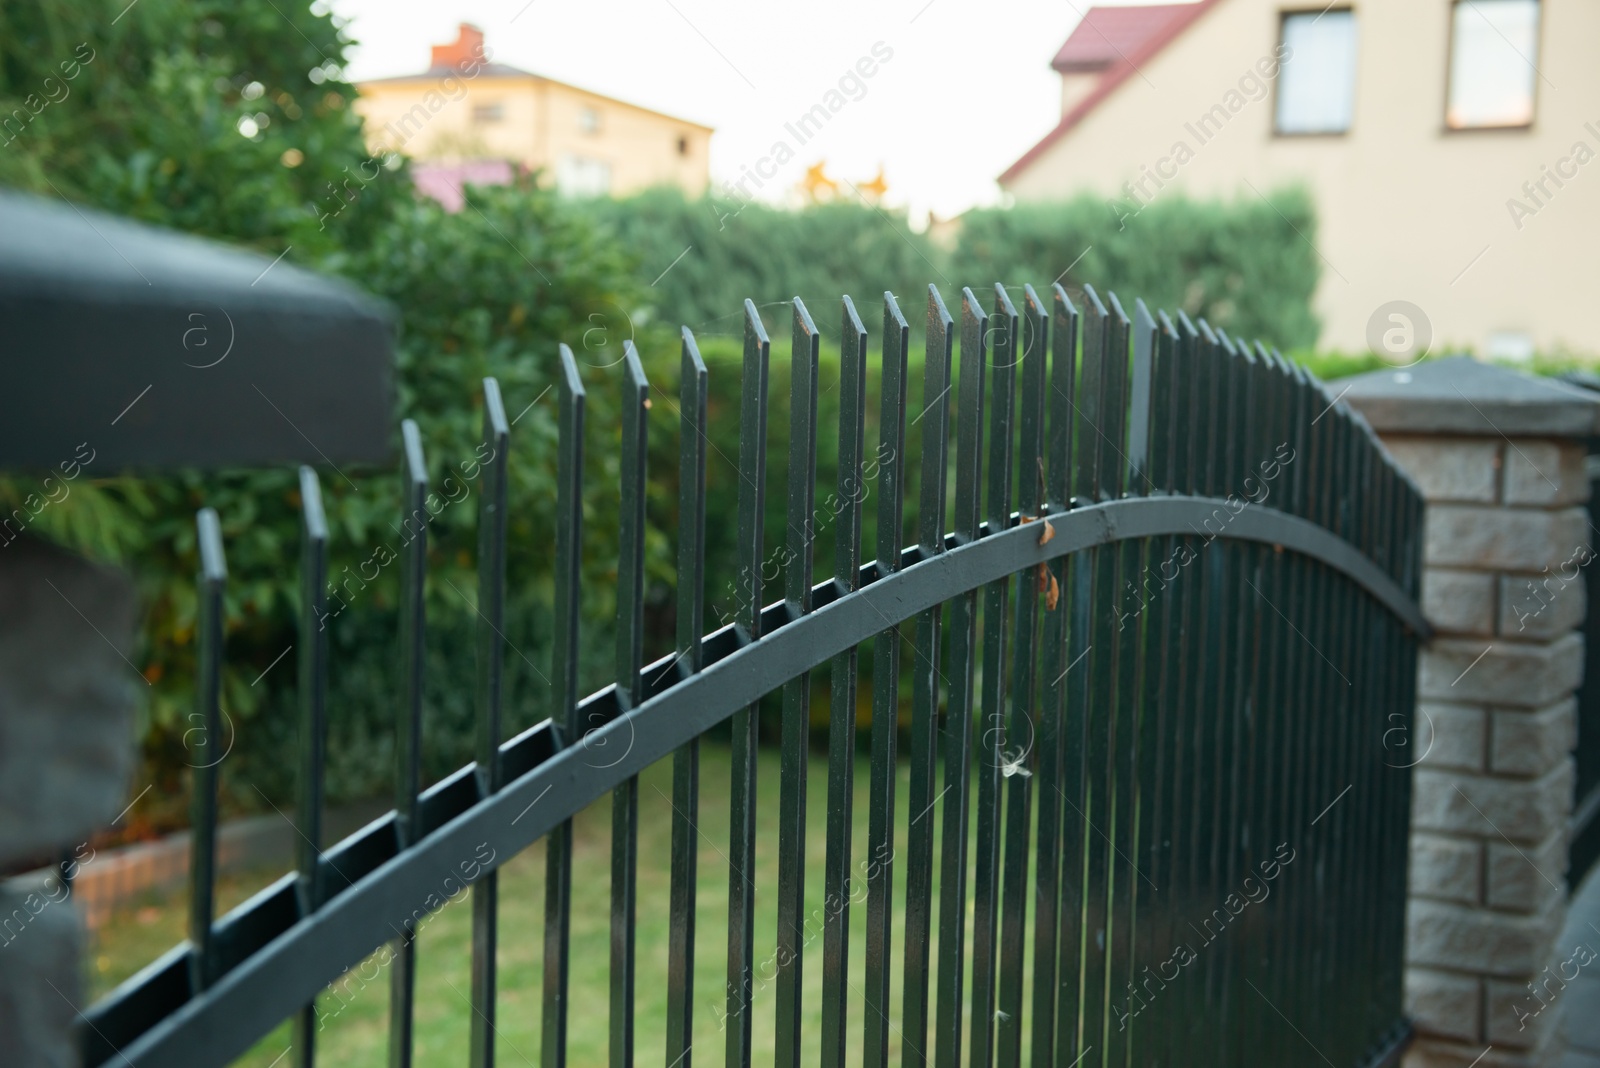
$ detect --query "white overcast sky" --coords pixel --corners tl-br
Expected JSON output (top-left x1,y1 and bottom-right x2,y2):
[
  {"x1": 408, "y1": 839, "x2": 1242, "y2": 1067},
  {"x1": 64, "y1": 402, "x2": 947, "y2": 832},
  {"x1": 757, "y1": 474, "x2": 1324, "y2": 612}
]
[{"x1": 327, "y1": 0, "x2": 1158, "y2": 221}]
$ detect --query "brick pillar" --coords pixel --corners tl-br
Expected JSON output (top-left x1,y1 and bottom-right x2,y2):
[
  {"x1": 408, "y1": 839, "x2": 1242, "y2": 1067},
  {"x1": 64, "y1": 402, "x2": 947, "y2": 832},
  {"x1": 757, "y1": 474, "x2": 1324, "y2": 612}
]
[{"x1": 1341, "y1": 357, "x2": 1600, "y2": 1068}]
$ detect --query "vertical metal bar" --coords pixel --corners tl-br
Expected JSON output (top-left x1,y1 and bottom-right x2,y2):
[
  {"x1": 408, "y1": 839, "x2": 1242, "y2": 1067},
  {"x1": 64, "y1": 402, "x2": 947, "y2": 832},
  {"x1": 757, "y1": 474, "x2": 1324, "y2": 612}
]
[
  {"x1": 776, "y1": 298, "x2": 820, "y2": 1068},
  {"x1": 1111, "y1": 299, "x2": 1155, "y2": 1067},
  {"x1": 188, "y1": 508, "x2": 226, "y2": 996},
  {"x1": 1098, "y1": 292, "x2": 1134, "y2": 1068},
  {"x1": 292, "y1": 467, "x2": 328, "y2": 1067},
  {"x1": 543, "y1": 346, "x2": 585, "y2": 1068},
  {"x1": 970, "y1": 284, "x2": 1017, "y2": 1068},
  {"x1": 864, "y1": 292, "x2": 910, "y2": 1068},
  {"x1": 1138, "y1": 310, "x2": 1183, "y2": 1068},
  {"x1": 1188, "y1": 320, "x2": 1225, "y2": 1063},
  {"x1": 666, "y1": 329, "x2": 707, "y2": 1068},
  {"x1": 822, "y1": 296, "x2": 868, "y2": 1068},
  {"x1": 727, "y1": 301, "x2": 770, "y2": 1068},
  {"x1": 611, "y1": 343, "x2": 649, "y2": 1068},
  {"x1": 934, "y1": 287, "x2": 989, "y2": 1068},
  {"x1": 1058, "y1": 287, "x2": 1106, "y2": 1068},
  {"x1": 389, "y1": 419, "x2": 428, "y2": 1068},
  {"x1": 1032, "y1": 284, "x2": 1075, "y2": 1068},
  {"x1": 470, "y1": 380, "x2": 510, "y2": 1068},
  {"x1": 997, "y1": 284, "x2": 1044, "y2": 1068},
  {"x1": 903, "y1": 285, "x2": 954, "y2": 1068},
  {"x1": 1073, "y1": 286, "x2": 1117, "y2": 1064},
  {"x1": 1163, "y1": 311, "x2": 1204, "y2": 1068}
]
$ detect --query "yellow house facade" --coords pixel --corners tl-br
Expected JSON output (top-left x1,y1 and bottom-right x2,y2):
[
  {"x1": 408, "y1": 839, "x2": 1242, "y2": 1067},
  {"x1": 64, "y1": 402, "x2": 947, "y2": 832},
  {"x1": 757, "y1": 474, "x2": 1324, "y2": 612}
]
[
  {"x1": 354, "y1": 24, "x2": 712, "y2": 199},
  {"x1": 1000, "y1": 0, "x2": 1600, "y2": 359}
]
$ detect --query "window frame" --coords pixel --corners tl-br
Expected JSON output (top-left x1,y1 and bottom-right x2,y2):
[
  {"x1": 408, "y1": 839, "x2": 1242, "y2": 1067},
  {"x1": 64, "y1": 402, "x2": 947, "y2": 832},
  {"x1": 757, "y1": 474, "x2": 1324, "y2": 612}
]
[
  {"x1": 1270, "y1": 6, "x2": 1360, "y2": 139},
  {"x1": 1442, "y1": 0, "x2": 1542, "y2": 133}
]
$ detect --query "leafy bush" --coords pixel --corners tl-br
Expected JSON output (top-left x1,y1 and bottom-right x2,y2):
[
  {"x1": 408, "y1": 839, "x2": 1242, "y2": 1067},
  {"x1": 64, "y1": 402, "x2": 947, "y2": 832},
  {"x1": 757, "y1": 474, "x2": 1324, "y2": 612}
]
[
  {"x1": 953, "y1": 189, "x2": 1322, "y2": 349},
  {"x1": 577, "y1": 186, "x2": 1322, "y2": 352},
  {"x1": 0, "y1": 1, "x2": 663, "y2": 819},
  {"x1": 574, "y1": 188, "x2": 944, "y2": 342}
]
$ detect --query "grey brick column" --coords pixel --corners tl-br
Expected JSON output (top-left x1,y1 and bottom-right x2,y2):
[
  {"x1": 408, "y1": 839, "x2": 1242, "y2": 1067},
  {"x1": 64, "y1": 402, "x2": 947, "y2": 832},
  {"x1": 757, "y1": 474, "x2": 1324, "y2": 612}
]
[{"x1": 1341, "y1": 357, "x2": 1600, "y2": 1068}]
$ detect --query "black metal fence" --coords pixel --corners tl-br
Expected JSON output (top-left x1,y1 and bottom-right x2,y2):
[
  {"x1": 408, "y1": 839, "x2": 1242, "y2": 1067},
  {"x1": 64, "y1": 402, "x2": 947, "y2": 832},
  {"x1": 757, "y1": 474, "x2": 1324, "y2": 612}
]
[
  {"x1": 84, "y1": 282, "x2": 1427, "y2": 1068},
  {"x1": 1556, "y1": 372, "x2": 1600, "y2": 889}
]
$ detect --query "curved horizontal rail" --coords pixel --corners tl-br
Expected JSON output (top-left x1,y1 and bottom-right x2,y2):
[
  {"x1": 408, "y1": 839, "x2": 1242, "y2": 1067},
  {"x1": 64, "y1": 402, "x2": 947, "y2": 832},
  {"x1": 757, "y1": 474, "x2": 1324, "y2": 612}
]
[{"x1": 98, "y1": 493, "x2": 1426, "y2": 1067}]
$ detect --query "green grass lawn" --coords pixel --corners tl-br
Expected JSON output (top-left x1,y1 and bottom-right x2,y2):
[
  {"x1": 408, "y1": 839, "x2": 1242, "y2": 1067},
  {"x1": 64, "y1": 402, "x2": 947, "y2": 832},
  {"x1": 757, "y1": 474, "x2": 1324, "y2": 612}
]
[{"x1": 90, "y1": 739, "x2": 1010, "y2": 1066}]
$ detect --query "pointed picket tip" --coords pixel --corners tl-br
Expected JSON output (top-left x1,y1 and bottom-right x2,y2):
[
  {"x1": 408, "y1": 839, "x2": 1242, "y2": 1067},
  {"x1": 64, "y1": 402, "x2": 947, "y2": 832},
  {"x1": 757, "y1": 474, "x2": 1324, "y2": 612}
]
[
  {"x1": 1105, "y1": 289, "x2": 1132, "y2": 328},
  {"x1": 792, "y1": 296, "x2": 821, "y2": 341},
  {"x1": 297, "y1": 466, "x2": 327, "y2": 544},
  {"x1": 1051, "y1": 282, "x2": 1078, "y2": 319},
  {"x1": 883, "y1": 291, "x2": 909, "y2": 334},
  {"x1": 400, "y1": 419, "x2": 428, "y2": 488},
  {"x1": 622, "y1": 340, "x2": 649, "y2": 394},
  {"x1": 482, "y1": 377, "x2": 510, "y2": 440},
  {"x1": 197, "y1": 508, "x2": 227, "y2": 582},
  {"x1": 960, "y1": 286, "x2": 990, "y2": 328},
  {"x1": 842, "y1": 294, "x2": 867, "y2": 340},
  {"x1": 992, "y1": 282, "x2": 1019, "y2": 321},
  {"x1": 1157, "y1": 308, "x2": 1178, "y2": 339},
  {"x1": 1133, "y1": 297, "x2": 1157, "y2": 338},
  {"x1": 1175, "y1": 309, "x2": 1200, "y2": 339},
  {"x1": 681, "y1": 326, "x2": 707, "y2": 378},
  {"x1": 927, "y1": 283, "x2": 954, "y2": 332},
  {"x1": 1080, "y1": 283, "x2": 1108, "y2": 318},
  {"x1": 1023, "y1": 283, "x2": 1045, "y2": 319},
  {"x1": 558, "y1": 342, "x2": 587, "y2": 401},
  {"x1": 744, "y1": 298, "x2": 771, "y2": 346}
]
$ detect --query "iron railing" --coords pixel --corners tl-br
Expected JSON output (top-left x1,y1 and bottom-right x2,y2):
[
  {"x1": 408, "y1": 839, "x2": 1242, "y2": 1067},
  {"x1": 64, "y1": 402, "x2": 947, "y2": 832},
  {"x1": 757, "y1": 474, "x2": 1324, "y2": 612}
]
[
  {"x1": 1556, "y1": 372, "x2": 1600, "y2": 889},
  {"x1": 83, "y1": 282, "x2": 1427, "y2": 1068}
]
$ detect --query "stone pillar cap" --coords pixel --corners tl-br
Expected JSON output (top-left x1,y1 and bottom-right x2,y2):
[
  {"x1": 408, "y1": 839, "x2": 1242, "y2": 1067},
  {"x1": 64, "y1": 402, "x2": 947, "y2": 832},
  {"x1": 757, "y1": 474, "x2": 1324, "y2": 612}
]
[{"x1": 1332, "y1": 356, "x2": 1600, "y2": 438}]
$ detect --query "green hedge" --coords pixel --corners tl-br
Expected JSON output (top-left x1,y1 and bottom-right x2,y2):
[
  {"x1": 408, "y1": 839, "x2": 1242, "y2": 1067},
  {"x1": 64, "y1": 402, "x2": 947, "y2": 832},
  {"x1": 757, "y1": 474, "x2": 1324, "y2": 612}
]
[
  {"x1": 953, "y1": 190, "x2": 1322, "y2": 349},
  {"x1": 577, "y1": 186, "x2": 1322, "y2": 351}
]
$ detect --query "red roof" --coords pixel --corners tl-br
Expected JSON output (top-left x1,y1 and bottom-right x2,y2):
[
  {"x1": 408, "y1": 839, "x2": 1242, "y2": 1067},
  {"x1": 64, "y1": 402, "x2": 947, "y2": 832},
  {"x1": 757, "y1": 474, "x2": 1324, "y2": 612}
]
[
  {"x1": 1001, "y1": 0, "x2": 1220, "y2": 186},
  {"x1": 1051, "y1": 3, "x2": 1198, "y2": 72}
]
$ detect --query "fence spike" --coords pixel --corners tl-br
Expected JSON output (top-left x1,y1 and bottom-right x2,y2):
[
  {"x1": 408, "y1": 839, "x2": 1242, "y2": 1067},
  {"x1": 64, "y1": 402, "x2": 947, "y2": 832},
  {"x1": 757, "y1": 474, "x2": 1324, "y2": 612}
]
[
  {"x1": 187, "y1": 507, "x2": 226, "y2": 996},
  {"x1": 934, "y1": 287, "x2": 989, "y2": 1067},
  {"x1": 1126, "y1": 298, "x2": 1158, "y2": 494},
  {"x1": 821, "y1": 294, "x2": 868, "y2": 1068},
  {"x1": 1076, "y1": 285, "x2": 1109, "y2": 503},
  {"x1": 864, "y1": 290, "x2": 910, "y2": 1068},
  {"x1": 470, "y1": 378, "x2": 509, "y2": 1068},
  {"x1": 974, "y1": 283, "x2": 1020, "y2": 1068},
  {"x1": 666, "y1": 328, "x2": 706, "y2": 1068},
  {"x1": 611, "y1": 341, "x2": 649, "y2": 1068},
  {"x1": 1048, "y1": 284, "x2": 1079, "y2": 510},
  {"x1": 903, "y1": 283, "x2": 955, "y2": 1066},
  {"x1": 389, "y1": 417, "x2": 428, "y2": 1068},
  {"x1": 291, "y1": 467, "x2": 328, "y2": 1068},
  {"x1": 1101, "y1": 291, "x2": 1133, "y2": 500},
  {"x1": 726, "y1": 298, "x2": 770, "y2": 1068},
  {"x1": 543, "y1": 344, "x2": 585, "y2": 1068},
  {"x1": 776, "y1": 297, "x2": 820, "y2": 1068}
]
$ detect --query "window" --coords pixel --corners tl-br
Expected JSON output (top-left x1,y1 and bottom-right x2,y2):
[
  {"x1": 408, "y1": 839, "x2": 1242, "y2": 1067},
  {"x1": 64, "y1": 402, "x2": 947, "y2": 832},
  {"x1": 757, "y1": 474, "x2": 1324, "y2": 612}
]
[
  {"x1": 1447, "y1": 0, "x2": 1540, "y2": 129},
  {"x1": 578, "y1": 107, "x2": 601, "y2": 134},
  {"x1": 472, "y1": 102, "x2": 504, "y2": 124},
  {"x1": 556, "y1": 155, "x2": 611, "y2": 197},
  {"x1": 1274, "y1": 10, "x2": 1358, "y2": 135},
  {"x1": 677, "y1": 135, "x2": 689, "y2": 157}
]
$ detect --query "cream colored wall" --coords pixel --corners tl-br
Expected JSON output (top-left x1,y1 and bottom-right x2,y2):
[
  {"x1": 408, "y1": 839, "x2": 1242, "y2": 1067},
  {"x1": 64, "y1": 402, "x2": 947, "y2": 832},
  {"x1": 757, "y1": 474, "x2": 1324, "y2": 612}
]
[
  {"x1": 353, "y1": 77, "x2": 711, "y2": 197},
  {"x1": 539, "y1": 83, "x2": 711, "y2": 196},
  {"x1": 1006, "y1": 0, "x2": 1600, "y2": 357},
  {"x1": 1059, "y1": 71, "x2": 1102, "y2": 115}
]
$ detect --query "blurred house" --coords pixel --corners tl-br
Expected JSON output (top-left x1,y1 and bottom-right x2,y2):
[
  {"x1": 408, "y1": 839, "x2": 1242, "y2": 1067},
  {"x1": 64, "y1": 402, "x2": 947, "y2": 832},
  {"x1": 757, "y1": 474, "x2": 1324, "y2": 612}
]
[
  {"x1": 354, "y1": 24, "x2": 712, "y2": 200},
  {"x1": 1001, "y1": 0, "x2": 1600, "y2": 358}
]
